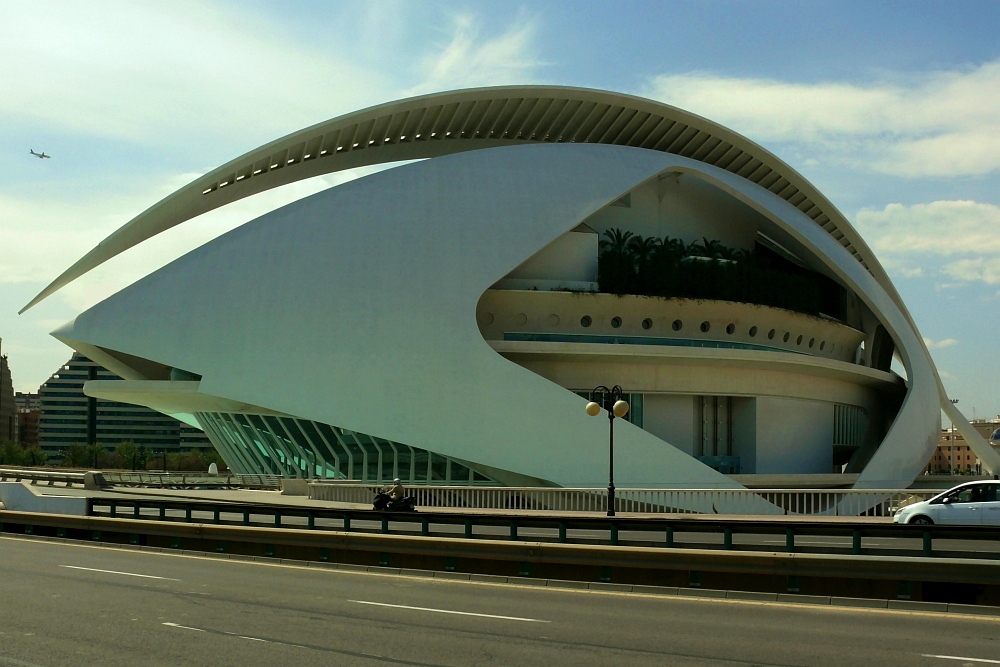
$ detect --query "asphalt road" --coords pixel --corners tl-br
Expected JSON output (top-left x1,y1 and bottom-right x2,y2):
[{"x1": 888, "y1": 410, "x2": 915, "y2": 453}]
[{"x1": 1, "y1": 535, "x2": 999, "y2": 667}]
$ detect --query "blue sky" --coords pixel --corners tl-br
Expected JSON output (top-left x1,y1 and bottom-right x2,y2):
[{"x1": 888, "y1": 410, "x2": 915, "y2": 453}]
[{"x1": 2, "y1": 0, "x2": 999, "y2": 423}]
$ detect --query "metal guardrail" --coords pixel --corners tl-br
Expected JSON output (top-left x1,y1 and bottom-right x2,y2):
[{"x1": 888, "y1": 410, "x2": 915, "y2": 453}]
[
  {"x1": 308, "y1": 483, "x2": 938, "y2": 516},
  {"x1": 0, "y1": 511, "x2": 1000, "y2": 586},
  {"x1": 0, "y1": 468, "x2": 85, "y2": 487},
  {"x1": 82, "y1": 497, "x2": 996, "y2": 559},
  {"x1": 0, "y1": 468, "x2": 281, "y2": 490},
  {"x1": 102, "y1": 472, "x2": 281, "y2": 489}
]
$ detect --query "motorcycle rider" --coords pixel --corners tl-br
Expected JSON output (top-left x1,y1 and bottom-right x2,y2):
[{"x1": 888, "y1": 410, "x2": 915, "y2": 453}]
[{"x1": 389, "y1": 478, "x2": 405, "y2": 502}]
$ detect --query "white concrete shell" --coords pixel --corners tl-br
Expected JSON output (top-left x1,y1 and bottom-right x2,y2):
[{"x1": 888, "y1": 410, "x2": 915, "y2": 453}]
[{"x1": 39, "y1": 86, "x2": 995, "y2": 488}]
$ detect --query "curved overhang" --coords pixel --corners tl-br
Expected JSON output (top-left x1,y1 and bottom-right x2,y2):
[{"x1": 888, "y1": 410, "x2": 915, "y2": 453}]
[
  {"x1": 48, "y1": 142, "x2": 959, "y2": 487},
  {"x1": 25, "y1": 85, "x2": 878, "y2": 314},
  {"x1": 34, "y1": 83, "x2": 990, "y2": 480}
]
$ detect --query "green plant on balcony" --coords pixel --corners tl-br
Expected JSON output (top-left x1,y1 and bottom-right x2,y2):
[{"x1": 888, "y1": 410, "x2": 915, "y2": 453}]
[{"x1": 597, "y1": 229, "x2": 836, "y2": 318}]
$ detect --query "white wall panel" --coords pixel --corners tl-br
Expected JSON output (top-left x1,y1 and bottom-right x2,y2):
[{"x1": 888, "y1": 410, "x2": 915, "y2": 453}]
[
  {"x1": 754, "y1": 398, "x2": 834, "y2": 474},
  {"x1": 641, "y1": 394, "x2": 698, "y2": 455},
  {"x1": 53, "y1": 143, "x2": 946, "y2": 489}
]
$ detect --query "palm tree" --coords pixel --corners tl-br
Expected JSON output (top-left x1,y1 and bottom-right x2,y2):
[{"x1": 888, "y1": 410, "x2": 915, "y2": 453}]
[
  {"x1": 628, "y1": 235, "x2": 660, "y2": 293},
  {"x1": 599, "y1": 228, "x2": 633, "y2": 255},
  {"x1": 658, "y1": 236, "x2": 686, "y2": 262},
  {"x1": 732, "y1": 247, "x2": 755, "y2": 265},
  {"x1": 598, "y1": 228, "x2": 635, "y2": 294},
  {"x1": 627, "y1": 235, "x2": 659, "y2": 266},
  {"x1": 699, "y1": 238, "x2": 725, "y2": 259}
]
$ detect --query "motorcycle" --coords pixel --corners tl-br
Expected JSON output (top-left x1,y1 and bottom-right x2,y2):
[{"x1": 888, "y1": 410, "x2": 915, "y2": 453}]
[{"x1": 373, "y1": 489, "x2": 417, "y2": 512}]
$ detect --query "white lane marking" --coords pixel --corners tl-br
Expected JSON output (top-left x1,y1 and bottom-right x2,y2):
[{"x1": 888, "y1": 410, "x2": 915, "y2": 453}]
[
  {"x1": 163, "y1": 623, "x2": 204, "y2": 632},
  {"x1": 349, "y1": 600, "x2": 550, "y2": 623},
  {"x1": 923, "y1": 655, "x2": 1000, "y2": 664},
  {"x1": 163, "y1": 623, "x2": 304, "y2": 649},
  {"x1": 60, "y1": 565, "x2": 180, "y2": 581}
]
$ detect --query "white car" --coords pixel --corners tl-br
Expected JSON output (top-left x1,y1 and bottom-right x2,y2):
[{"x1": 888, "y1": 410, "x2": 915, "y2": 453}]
[{"x1": 893, "y1": 480, "x2": 1000, "y2": 525}]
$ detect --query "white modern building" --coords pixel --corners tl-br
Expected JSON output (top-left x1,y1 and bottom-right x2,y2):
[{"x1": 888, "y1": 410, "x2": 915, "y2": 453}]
[{"x1": 24, "y1": 86, "x2": 998, "y2": 489}]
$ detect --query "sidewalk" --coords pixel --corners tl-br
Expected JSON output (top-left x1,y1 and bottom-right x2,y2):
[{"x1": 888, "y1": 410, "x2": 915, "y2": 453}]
[{"x1": 47, "y1": 485, "x2": 892, "y2": 522}]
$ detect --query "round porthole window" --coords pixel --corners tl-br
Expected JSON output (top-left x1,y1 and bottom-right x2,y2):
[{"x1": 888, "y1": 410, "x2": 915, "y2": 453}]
[
  {"x1": 820, "y1": 341, "x2": 826, "y2": 351},
  {"x1": 808, "y1": 338, "x2": 815, "y2": 348},
  {"x1": 726, "y1": 323, "x2": 735, "y2": 335},
  {"x1": 642, "y1": 318, "x2": 653, "y2": 330},
  {"x1": 796, "y1": 335, "x2": 803, "y2": 345},
  {"x1": 749, "y1": 326, "x2": 758, "y2": 337},
  {"x1": 581, "y1": 315, "x2": 592, "y2": 328},
  {"x1": 783, "y1": 332, "x2": 790, "y2": 343},
  {"x1": 672, "y1": 319, "x2": 682, "y2": 331},
  {"x1": 611, "y1": 316, "x2": 622, "y2": 328},
  {"x1": 700, "y1": 321, "x2": 710, "y2": 333},
  {"x1": 767, "y1": 329, "x2": 775, "y2": 340}
]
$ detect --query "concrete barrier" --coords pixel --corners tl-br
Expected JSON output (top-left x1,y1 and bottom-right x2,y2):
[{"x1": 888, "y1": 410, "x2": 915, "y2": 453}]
[
  {"x1": 280, "y1": 479, "x2": 310, "y2": 496},
  {"x1": 83, "y1": 471, "x2": 110, "y2": 491},
  {"x1": 4, "y1": 509, "x2": 1000, "y2": 587},
  {"x1": 0, "y1": 483, "x2": 87, "y2": 516}
]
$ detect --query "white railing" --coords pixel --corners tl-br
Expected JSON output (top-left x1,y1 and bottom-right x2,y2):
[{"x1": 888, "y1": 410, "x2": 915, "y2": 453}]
[
  {"x1": 308, "y1": 483, "x2": 940, "y2": 516},
  {"x1": 103, "y1": 472, "x2": 282, "y2": 488}
]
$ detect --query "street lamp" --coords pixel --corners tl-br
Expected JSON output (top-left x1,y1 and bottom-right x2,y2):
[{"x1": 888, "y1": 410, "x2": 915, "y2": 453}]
[
  {"x1": 585, "y1": 385, "x2": 629, "y2": 517},
  {"x1": 950, "y1": 399, "x2": 959, "y2": 475}
]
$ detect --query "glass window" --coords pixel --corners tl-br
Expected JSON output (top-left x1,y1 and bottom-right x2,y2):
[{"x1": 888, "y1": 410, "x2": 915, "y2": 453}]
[
  {"x1": 375, "y1": 438, "x2": 396, "y2": 482},
  {"x1": 412, "y1": 450, "x2": 429, "y2": 482},
  {"x1": 298, "y1": 420, "x2": 339, "y2": 478},
  {"x1": 448, "y1": 459, "x2": 471, "y2": 483},
  {"x1": 947, "y1": 485, "x2": 987, "y2": 503},
  {"x1": 337, "y1": 430, "x2": 366, "y2": 480},
  {"x1": 356, "y1": 436, "x2": 380, "y2": 482},
  {"x1": 316, "y1": 423, "x2": 352, "y2": 479},
  {"x1": 626, "y1": 393, "x2": 643, "y2": 428},
  {"x1": 430, "y1": 453, "x2": 448, "y2": 481},
  {"x1": 279, "y1": 418, "x2": 322, "y2": 477},
  {"x1": 395, "y1": 446, "x2": 413, "y2": 482}
]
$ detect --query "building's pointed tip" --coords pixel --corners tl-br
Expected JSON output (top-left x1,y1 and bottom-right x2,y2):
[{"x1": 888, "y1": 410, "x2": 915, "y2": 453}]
[{"x1": 19, "y1": 288, "x2": 50, "y2": 315}]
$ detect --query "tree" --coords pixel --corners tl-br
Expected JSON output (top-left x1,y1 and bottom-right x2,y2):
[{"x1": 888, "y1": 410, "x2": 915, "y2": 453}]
[
  {"x1": 114, "y1": 440, "x2": 143, "y2": 470},
  {"x1": 85, "y1": 443, "x2": 107, "y2": 469},
  {"x1": 204, "y1": 449, "x2": 228, "y2": 472},
  {"x1": 0, "y1": 440, "x2": 19, "y2": 466},
  {"x1": 23, "y1": 446, "x2": 46, "y2": 467},
  {"x1": 61, "y1": 444, "x2": 89, "y2": 468},
  {"x1": 627, "y1": 235, "x2": 659, "y2": 293},
  {"x1": 594, "y1": 227, "x2": 830, "y2": 318},
  {"x1": 598, "y1": 228, "x2": 634, "y2": 294}
]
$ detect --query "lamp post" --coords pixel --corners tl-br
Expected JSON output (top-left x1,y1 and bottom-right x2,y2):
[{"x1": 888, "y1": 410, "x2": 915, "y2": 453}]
[
  {"x1": 950, "y1": 399, "x2": 959, "y2": 475},
  {"x1": 585, "y1": 385, "x2": 629, "y2": 517}
]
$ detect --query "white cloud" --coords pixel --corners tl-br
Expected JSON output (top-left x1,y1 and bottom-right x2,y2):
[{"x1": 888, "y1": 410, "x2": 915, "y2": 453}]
[
  {"x1": 643, "y1": 61, "x2": 1000, "y2": 178},
  {"x1": 941, "y1": 258, "x2": 1000, "y2": 285},
  {"x1": 404, "y1": 11, "x2": 543, "y2": 96},
  {"x1": 853, "y1": 201, "x2": 1000, "y2": 286},
  {"x1": 924, "y1": 337, "x2": 959, "y2": 349},
  {"x1": 0, "y1": 1, "x2": 389, "y2": 148},
  {"x1": 855, "y1": 200, "x2": 1000, "y2": 256}
]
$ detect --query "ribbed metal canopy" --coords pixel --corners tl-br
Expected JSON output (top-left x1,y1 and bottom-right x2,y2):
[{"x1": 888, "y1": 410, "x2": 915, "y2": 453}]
[{"x1": 22, "y1": 85, "x2": 869, "y2": 313}]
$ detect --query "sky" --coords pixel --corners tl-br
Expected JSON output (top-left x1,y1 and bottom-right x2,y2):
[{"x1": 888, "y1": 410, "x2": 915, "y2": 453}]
[{"x1": 2, "y1": 0, "x2": 999, "y2": 423}]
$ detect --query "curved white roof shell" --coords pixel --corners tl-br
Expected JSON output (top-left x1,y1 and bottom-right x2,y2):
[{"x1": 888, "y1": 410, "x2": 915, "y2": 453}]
[
  {"x1": 35, "y1": 85, "x2": 999, "y2": 482},
  {"x1": 25, "y1": 85, "x2": 876, "y2": 313},
  {"x1": 51, "y1": 143, "x2": 932, "y2": 488}
]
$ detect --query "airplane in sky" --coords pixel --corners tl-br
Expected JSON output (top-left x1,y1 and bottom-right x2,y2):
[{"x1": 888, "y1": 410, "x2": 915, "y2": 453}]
[{"x1": 29, "y1": 149, "x2": 50, "y2": 159}]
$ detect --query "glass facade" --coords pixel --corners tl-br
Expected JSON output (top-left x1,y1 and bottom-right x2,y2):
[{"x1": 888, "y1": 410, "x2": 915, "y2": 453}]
[{"x1": 195, "y1": 411, "x2": 497, "y2": 484}]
